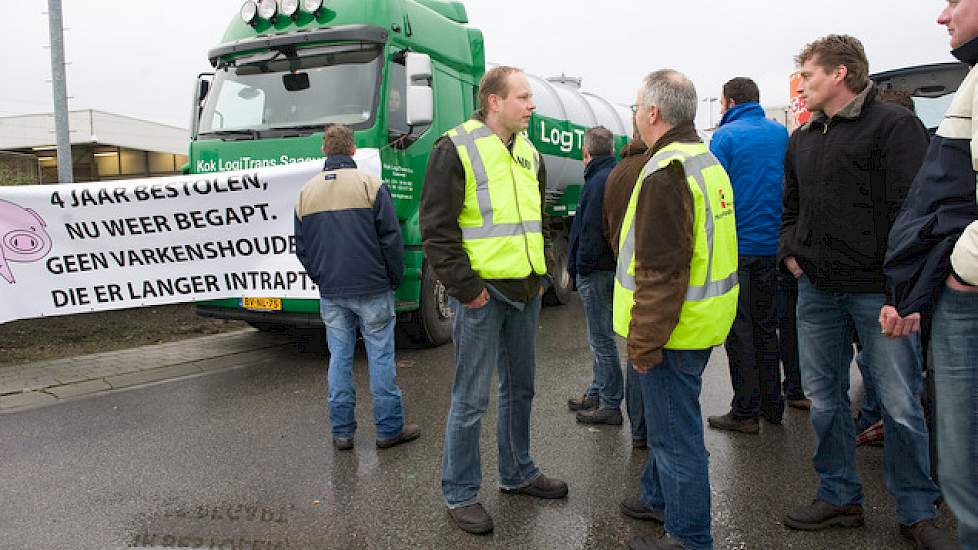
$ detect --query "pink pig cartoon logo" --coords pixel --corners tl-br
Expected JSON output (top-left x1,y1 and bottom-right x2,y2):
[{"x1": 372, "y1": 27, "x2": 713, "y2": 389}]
[{"x1": 0, "y1": 199, "x2": 53, "y2": 284}]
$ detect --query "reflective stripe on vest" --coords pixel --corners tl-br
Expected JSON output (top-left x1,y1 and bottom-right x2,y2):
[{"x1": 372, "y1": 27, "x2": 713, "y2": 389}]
[
  {"x1": 613, "y1": 141, "x2": 739, "y2": 348},
  {"x1": 616, "y1": 150, "x2": 738, "y2": 301},
  {"x1": 445, "y1": 120, "x2": 547, "y2": 279}
]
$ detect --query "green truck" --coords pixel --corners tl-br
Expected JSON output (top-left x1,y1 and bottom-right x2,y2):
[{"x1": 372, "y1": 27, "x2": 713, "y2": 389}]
[{"x1": 189, "y1": 0, "x2": 632, "y2": 346}]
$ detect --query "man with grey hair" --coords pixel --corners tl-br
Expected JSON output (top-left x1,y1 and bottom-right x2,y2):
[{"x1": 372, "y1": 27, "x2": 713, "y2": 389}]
[
  {"x1": 611, "y1": 69, "x2": 739, "y2": 550},
  {"x1": 566, "y1": 126, "x2": 624, "y2": 427}
]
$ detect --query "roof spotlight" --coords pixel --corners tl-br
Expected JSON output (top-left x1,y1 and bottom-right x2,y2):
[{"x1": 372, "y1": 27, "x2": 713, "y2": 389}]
[
  {"x1": 257, "y1": 0, "x2": 278, "y2": 19},
  {"x1": 279, "y1": 0, "x2": 300, "y2": 17},
  {"x1": 240, "y1": 1, "x2": 258, "y2": 25},
  {"x1": 302, "y1": 0, "x2": 324, "y2": 15}
]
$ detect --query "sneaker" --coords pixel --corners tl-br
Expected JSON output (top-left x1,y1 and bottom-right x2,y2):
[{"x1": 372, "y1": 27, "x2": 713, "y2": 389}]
[
  {"x1": 787, "y1": 398, "x2": 811, "y2": 410},
  {"x1": 783, "y1": 499, "x2": 864, "y2": 531},
  {"x1": 568, "y1": 393, "x2": 599, "y2": 411},
  {"x1": 447, "y1": 503, "x2": 493, "y2": 535},
  {"x1": 632, "y1": 438, "x2": 648, "y2": 450},
  {"x1": 629, "y1": 534, "x2": 685, "y2": 549},
  {"x1": 376, "y1": 423, "x2": 421, "y2": 449},
  {"x1": 332, "y1": 437, "x2": 354, "y2": 451},
  {"x1": 707, "y1": 412, "x2": 759, "y2": 434},
  {"x1": 576, "y1": 407, "x2": 624, "y2": 425},
  {"x1": 500, "y1": 474, "x2": 568, "y2": 499},
  {"x1": 619, "y1": 496, "x2": 664, "y2": 523},
  {"x1": 899, "y1": 519, "x2": 959, "y2": 549}
]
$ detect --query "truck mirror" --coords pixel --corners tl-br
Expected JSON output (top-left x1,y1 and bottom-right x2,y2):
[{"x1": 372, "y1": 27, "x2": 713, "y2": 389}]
[
  {"x1": 283, "y1": 72, "x2": 311, "y2": 92},
  {"x1": 191, "y1": 72, "x2": 214, "y2": 138},
  {"x1": 405, "y1": 52, "x2": 433, "y2": 126}
]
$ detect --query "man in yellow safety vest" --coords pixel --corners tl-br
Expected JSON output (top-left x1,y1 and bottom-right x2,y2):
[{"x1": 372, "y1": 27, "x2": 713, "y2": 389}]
[
  {"x1": 611, "y1": 69, "x2": 739, "y2": 550},
  {"x1": 420, "y1": 66, "x2": 568, "y2": 536}
]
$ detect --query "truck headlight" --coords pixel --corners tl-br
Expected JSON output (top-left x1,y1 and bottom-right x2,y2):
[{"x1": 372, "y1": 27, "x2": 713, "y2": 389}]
[
  {"x1": 258, "y1": 0, "x2": 278, "y2": 19},
  {"x1": 279, "y1": 0, "x2": 300, "y2": 17},
  {"x1": 240, "y1": 0, "x2": 258, "y2": 24},
  {"x1": 302, "y1": 0, "x2": 323, "y2": 15}
]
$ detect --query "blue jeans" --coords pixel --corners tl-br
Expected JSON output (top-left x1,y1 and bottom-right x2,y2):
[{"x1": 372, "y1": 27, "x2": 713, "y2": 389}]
[
  {"x1": 441, "y1": 292, "x2": 542, "y2": 507},
  {"x1": 577, "y1": 271, "x2": 623, "y2": 409},
  {"x1": 626, "y1": 360, "x2": 646, "y2": 441},
  {"x1": 854, "y1": 348, "x2": 882, "y2": 431},
  {"x1": 796, "y1": 277, "x2": 940, "y2": 525},
  {"x1": 320, "y1": 291, "x2": 404, "y2": 440},
  {"x1": 638, "y1": 348, "x2": 713, "y2": 550},
  {"x1": 931, "y1": 286, "x2": 978, "y2": 549}
]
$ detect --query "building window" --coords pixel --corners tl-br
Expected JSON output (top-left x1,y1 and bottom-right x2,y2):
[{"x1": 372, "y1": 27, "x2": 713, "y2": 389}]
[{"x1": 120, "y1": 148, "x2": 147, "y2": 176}]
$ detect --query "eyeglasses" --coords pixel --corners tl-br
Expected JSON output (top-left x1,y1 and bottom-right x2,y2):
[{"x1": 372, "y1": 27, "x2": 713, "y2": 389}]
[{"x1": 629, "y1": 104, "x2": 640, "y2": 114}]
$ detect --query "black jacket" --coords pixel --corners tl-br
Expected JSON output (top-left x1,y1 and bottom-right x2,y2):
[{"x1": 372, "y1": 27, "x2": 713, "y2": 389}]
[
  {"x1": 779, "y1": 83, "x2": 929, "y2": 296},
  {"x1": 885, "y1": 38, "x2": 978, "y2": 316},
  {"x1": 568, "y1": 154, "x2": 617, "y2": 277}
]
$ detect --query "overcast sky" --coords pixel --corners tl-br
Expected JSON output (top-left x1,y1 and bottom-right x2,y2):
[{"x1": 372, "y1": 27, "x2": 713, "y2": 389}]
[{"x1": 0, "y1": 1, "x2": 956, "y2": 131}]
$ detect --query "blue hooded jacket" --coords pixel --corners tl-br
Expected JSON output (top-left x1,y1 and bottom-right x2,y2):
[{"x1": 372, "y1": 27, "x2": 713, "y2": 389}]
[{"x1": 710, "y1": 101, "x2": 789, "y2": 256}]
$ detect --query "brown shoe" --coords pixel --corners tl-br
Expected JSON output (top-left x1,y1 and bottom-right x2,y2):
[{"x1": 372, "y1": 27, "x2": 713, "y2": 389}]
[
  {"x1": 629, "y1": 534, "x2": 685, "y2": 549},
  {"x1": 619, "y1": 496, "x2": 664, "y2": 523},
  {"x1": 500, "y1": 473, "x2": 568, "y2": 499},
  {"x1": 707, "y1": 412, "x2": 759, "y2": 434},
  {"x1": 332, "y1": 437, "x2": 353, "y2": 451},
  {"x1": 568, "y1": 393, "x2": 599, "y2": 411},
  {"x1": 376, "y1": 423, "x2": 420, "y2": 449},
  {"x1": 447, "y1": 503, "x2": 493, "y2": 535},
  {"x1": 899, "y1": 519, "x2": 959, "y2": 549},
  {"x1": 787, "y1": 398, "x2": 811, "y2": 410},
  {"x1": 784, "y1": 499, "x2": 864, "y2": 531}
]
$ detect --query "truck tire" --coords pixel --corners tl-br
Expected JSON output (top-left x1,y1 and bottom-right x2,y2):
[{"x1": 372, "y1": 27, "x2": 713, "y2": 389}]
[
  {"x1": 544, "y1": 234, "x2": 572, "y2": 306},
  {"x1": 398, "y1": 264, "x2": 453, "y2": 347}
]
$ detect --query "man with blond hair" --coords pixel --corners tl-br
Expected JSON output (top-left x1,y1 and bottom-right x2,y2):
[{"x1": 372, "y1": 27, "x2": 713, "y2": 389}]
[{"x1": 421, "y1": 66, "x2": 567, "y2": 535}]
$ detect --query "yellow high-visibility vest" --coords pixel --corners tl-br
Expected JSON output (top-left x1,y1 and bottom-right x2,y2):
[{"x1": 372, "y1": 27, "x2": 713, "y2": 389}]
[
  {"x1": 613, "y1": 141, "x2": 739, "y2": 349},
  {"x1": 445, "y1": 120, "x2": 547, "y2": 279}
]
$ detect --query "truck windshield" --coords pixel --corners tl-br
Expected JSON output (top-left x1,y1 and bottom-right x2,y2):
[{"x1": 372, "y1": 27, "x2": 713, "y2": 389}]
[{"x1": 198, "y1": 44, "x2": 382, "y2": 137}]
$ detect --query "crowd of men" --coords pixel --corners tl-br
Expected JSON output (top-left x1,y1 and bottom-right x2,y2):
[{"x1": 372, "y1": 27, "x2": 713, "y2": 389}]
[{"x1": 293, "y1": 2, "x2": 978, "y2": 549}]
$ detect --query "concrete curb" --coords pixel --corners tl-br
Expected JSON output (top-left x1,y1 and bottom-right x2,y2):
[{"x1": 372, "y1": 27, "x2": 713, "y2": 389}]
[{"x1": 0, "y1": 329, "x2": 294, "y2": 412}]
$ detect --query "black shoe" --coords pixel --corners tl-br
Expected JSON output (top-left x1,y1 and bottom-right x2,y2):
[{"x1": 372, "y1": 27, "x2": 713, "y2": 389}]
[
  {"x1": 448, "y1": 503, "x2": 493, "y2": 535},
  {"x1": 576, "y1": 407, "x2": 623, "y2": 425},
  {"x1": 500, "y1": 474, "x2": 568, "y2": 499},
  {"x1": 632, "y1": 438, "x2": 648, "y2": 450},
  {"x1": 707, "y1": 412, "x2": 759, "y2": 434},
  {"x1": 568, "y1": 393, "x2": 599, "y2": 411},
  {"x1": 787, "y1": 398, "x2": 811, "y2": 410},
  {"x1": 332, "y1": 437, "x2": 354, "y2": 451},
  {"x1": 376, "y1": 423, "x2": 421, "y2": 449},
  {"x1": 783, "y1": 499, "x2": 864, "y2": 531},
  {"x1": 629, "y1": 534, "x2": 685, "y2": 549},
  {"x1": 899, "y1": 519, "x2": 959, "y2": 549},
  {"x1": 619, "y1": 496, "x2": 664, "y2": 523}
]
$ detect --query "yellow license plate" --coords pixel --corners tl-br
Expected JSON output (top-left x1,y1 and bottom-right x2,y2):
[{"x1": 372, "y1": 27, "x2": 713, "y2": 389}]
[{"x1": 241, "y1": 297, "x2": 282, "y2": 311}]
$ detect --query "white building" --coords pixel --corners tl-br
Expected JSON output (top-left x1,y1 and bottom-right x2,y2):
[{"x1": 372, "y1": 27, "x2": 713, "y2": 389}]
[{"x1": 0, "y1": 110, "x2": 188, "y2": 184}]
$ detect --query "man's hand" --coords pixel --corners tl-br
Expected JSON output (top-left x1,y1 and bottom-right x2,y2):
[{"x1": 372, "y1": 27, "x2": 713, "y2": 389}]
[
  {"x1": 784, "y1": 256, "x2": 805, "y2": 279},
  {"x1": 878, "y1": 305, "x2": 921, "y2": 338},
  {"x1": 947, "y1": 274, "x2": 978, "y2": 293},
  {"x1": 465, "y1": 288, "x2": 490, "y2": 309},
  {"x1": 632, "y1": 361, "x2": 653, "y2": 374}
]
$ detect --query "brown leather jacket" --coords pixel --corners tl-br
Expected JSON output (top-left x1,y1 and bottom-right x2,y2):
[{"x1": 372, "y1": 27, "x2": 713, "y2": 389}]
[{"x1": 603, "y1": 126, "x2": 698, "y2": 367}]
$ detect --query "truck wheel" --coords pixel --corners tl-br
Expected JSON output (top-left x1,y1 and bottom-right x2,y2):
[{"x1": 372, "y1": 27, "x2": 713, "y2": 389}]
[
  {"x1": 544, "y1": 234, "x2": 572, "y2": 306},
  {"x1": 398, "y1": 264, "x2": 453, "y2": 347}
]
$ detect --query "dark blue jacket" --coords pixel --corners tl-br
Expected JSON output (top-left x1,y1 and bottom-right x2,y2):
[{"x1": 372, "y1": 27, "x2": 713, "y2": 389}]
[
  {"x1": 294, "y1": 155, "x2": 403, "y2": 298},
  {"x1": 710, "y1": 101, "x2": 789, "y2": 256},
  {"x1": 885, "y1": 39, "x2": 978, "y2": 316},
  {"x1": 568, "y1": 155, "x2": 617, "y2": 277}
]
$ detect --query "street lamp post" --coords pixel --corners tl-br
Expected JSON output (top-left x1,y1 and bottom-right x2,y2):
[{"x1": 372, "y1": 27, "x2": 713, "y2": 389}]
[{"x1": 702, "y1": 97, "x2": 718, "y2": 129}]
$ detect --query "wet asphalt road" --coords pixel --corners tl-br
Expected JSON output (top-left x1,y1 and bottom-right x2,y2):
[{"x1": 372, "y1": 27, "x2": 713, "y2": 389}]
[{"x1": 0, "y1": 297, "x2": 956, "y2": 550}]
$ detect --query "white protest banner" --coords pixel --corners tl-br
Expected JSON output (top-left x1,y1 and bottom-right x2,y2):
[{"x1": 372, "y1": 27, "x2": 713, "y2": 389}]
[{"x1": 0, "y1": 150, "x2": 382, "y2": 324}]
